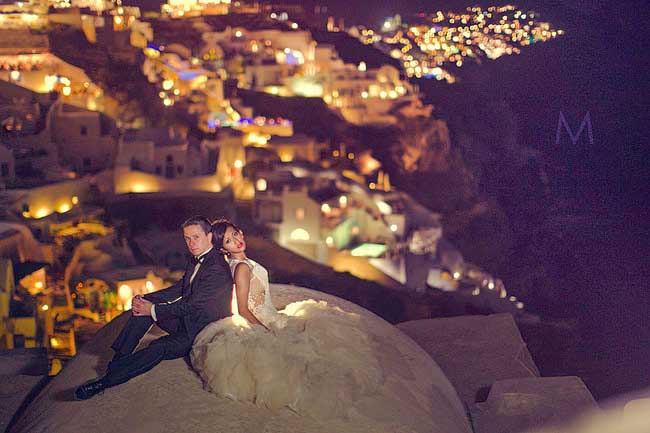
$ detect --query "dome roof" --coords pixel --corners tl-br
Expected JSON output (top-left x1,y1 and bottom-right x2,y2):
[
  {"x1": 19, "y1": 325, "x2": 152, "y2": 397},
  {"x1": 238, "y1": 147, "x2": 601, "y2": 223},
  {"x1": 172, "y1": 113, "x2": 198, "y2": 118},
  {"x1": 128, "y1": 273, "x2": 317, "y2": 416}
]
[{"x1": 10, "y1": 285, "x2": 471, "y2": 433}]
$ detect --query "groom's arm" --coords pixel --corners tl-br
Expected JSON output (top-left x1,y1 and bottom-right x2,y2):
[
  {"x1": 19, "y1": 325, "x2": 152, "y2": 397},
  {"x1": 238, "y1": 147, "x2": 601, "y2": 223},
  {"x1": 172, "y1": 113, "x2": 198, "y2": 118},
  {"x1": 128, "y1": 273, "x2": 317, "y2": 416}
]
[{"x1": 154, "y1": 266, "x2": 232, "y2": 320}]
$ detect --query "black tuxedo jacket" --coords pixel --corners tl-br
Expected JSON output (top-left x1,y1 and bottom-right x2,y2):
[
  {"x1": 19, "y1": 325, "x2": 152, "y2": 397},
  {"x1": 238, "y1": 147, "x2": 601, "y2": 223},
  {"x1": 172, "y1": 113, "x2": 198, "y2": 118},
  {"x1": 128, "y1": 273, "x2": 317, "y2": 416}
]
[{"x1": 144, "y1": 248, "x2": 233, "y2": 341}]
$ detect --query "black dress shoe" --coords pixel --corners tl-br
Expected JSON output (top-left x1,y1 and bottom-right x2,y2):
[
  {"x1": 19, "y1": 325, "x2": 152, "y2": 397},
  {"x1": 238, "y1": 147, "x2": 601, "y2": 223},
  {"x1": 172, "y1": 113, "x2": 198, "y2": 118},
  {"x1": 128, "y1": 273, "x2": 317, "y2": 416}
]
[{"x1": 75, "y1": 378, "x2": 107, "y2": 400}]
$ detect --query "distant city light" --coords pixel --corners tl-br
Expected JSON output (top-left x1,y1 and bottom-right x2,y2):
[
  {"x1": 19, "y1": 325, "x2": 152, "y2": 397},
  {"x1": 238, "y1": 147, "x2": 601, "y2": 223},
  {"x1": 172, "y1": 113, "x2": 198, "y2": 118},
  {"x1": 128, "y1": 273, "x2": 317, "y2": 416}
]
[{"x1": 256, "y1": 178, "x2": 267, "y2": 191}]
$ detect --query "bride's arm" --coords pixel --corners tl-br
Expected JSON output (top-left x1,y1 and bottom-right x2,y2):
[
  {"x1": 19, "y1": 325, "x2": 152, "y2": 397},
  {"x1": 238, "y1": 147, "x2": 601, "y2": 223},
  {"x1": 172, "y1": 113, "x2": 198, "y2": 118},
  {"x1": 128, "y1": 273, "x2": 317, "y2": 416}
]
[{"x1": 233, "y1": 263, "x2": 266, "y2": 328}]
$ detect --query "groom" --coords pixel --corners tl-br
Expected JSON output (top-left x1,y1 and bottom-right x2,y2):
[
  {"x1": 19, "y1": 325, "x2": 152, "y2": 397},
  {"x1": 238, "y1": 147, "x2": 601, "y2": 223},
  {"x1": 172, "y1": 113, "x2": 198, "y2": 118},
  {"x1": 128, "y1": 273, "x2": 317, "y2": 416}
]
[{"x1": 75, "y1": 216, "x2": 233, "y2": 400}]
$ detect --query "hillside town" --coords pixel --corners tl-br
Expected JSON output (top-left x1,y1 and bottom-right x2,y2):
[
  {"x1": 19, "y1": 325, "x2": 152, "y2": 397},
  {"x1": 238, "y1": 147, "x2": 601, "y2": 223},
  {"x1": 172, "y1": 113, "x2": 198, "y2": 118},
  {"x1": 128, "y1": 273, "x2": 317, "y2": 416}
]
[{"x1": 0, "y1": 0, "x2": 543, "y2": 374}]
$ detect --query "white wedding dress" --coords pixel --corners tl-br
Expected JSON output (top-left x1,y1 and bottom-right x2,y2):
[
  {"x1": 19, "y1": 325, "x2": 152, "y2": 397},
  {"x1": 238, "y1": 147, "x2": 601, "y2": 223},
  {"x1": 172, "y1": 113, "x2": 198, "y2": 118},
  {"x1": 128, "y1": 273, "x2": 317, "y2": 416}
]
[{"x1": 190, "y1": 258, "x2": 436, "y2": 427}]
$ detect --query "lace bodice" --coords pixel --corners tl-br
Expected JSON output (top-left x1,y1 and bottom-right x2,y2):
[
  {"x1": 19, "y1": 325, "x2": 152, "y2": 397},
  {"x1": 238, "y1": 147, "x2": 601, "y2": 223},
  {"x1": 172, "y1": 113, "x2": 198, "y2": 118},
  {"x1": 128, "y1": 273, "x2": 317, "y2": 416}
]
[{"x1": 228, "y1": 258, "x2": 284, "y2": 328}]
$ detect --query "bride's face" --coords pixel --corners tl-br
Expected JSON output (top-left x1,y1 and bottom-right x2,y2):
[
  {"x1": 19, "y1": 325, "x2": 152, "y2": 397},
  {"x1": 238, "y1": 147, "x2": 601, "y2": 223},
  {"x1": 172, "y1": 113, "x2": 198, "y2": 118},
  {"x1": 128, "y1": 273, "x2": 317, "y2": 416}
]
[{"x1": 222, "y1": 226, "x2": 246, "y2": 255}]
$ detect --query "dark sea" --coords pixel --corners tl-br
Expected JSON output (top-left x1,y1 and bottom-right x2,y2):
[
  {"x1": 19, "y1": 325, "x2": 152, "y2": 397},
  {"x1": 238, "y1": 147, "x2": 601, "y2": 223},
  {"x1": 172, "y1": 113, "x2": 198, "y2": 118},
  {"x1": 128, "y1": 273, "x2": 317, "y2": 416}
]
[
  {"x1": 424, "y1": 1, "x2": 649, "y2": 401},
  {"x1": 316, "y1": 0, "x2": 650, "y2": 399}
]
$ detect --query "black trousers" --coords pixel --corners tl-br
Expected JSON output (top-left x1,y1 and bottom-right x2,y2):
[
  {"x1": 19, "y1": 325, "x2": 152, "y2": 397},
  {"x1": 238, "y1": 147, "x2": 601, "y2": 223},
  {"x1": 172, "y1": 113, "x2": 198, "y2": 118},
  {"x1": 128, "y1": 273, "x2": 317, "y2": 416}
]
[{"x1": 105, "y1": 313, "x2": 192, "y2": 388}]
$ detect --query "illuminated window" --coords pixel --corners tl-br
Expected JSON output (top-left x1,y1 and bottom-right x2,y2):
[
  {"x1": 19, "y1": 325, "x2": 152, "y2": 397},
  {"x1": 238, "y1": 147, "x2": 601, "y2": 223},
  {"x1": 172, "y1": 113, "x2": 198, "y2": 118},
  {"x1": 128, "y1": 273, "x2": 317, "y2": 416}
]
[{"x1": 290, "y1": 228, "x2": 310, "y2": 241}]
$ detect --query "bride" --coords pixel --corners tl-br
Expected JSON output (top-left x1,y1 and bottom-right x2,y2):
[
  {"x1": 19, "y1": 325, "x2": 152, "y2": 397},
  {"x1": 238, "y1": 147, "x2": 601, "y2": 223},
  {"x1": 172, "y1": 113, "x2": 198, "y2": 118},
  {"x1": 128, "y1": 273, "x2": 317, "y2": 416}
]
[{"x1": 190, "y1": 219, "x2": 434, "y2": 425}]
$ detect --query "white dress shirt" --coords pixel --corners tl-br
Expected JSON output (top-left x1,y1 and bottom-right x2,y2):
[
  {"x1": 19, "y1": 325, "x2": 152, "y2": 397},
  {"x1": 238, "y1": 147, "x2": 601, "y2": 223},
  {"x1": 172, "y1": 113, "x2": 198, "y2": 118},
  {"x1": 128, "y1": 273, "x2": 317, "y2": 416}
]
[{"x1": 151, "y1": 247, "x2": 213, "y2": 322}]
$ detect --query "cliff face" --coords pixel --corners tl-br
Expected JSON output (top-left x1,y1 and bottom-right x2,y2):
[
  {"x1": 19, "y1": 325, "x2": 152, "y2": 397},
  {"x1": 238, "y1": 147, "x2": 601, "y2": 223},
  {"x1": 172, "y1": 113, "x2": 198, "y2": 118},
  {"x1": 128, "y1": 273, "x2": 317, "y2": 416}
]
[
  {"x1": 397, "y1": 117, "x2": 452, "y2": 174},
  {"x1": 366, "y1": 114, "x2": 478, "y2": 214}
]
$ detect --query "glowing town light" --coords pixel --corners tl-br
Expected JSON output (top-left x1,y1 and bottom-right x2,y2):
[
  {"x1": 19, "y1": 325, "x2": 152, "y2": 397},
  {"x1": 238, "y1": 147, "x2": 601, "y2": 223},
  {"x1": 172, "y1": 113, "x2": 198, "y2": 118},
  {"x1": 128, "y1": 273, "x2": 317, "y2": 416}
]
[
  {"x1": 35, "y1": 281, "x2": 44, "y2": 289},
  {"x1": 379, "y1": 90, "x2": 388, "y2": 99},
  {"x1": 10, "y1": 70, "x2": 20, "y2": 81},
  {"x1": 234, "y1": 30, "x2": 243, "y2": 38},
  {"x1": 256, "y1": 178, "x2": 267, "y2": 191},
  {"x1": 118, "y1": 284, "x2": 133, "y2": 309},
  {"x1": 290, "y1": 228, "x2": 310, "y2": 241},
  {"x1": 71, "y1": 196, "x2": 79, "y2": 205},
  {"x1": 50, "y1": 337, "x2": 60, "y2": 347},
  {"x1": 375, "y1": 201, "x2": 392, "y2": 215},
  {"x1": 321, "y1": 203, "x2": 331, "y2": 213},
  {"x1": 390, "y1": 224, "x2": 398, "y2": 232},
  {"x1": 361, "y1": 91, "x2": 369, "y2": 99},
  {"x1": 453, "y1": 271, "x2": 461, "y2": 280},
  {"x1": 58, "y1": 203, "x2": 71, "y2": 213},
  {"x1": 173, "y1": 88, "x2": 180, "y2": 95},
  {"x1": 62, "y1": 86, "x2": 72, "y2": 96},
  {"x1": 369, "y1": 182, "x2": 376, "y2": 189},
  {"x1": 472, "y1": 288, "x2": 480, "y2": 296},
  {"x1": 325, "y1": 236, "x2": 334, "y2": 247},
  {"x1": 233, "y1": 159, "x2": 243, "y2": 169},
  {"x1": 41, "y1": 304, "x2": 49, "y2": 311},
  {"x1": 59, "y1": 77, "x2": 71, "y2": 86},
  {"x1": 34, "y1": 208, "x2": 50, "y2": 219},
  {"x1": 21, "y1": 13, "x2": 38, "y2": 23},
  {"x1": 516, "y1": 302, "x2": 524, "y2": 309},
  {"x1": 291, "y1": 22, "x2": 298, "y2": 29},
  {"x1": 358, "y1": 61, "x2": 367, "y2": 72},
  {"x1": 509, "y1": 296, "x2": 517, "y2": 302},
  {"x1": 162, "y1": 79, "x2": 174, "y2": 90},
  {"x1": 487, "y1": 281, "x2": 495, "y2": 289},
  {"x1": 339, "y1": 195, "x2": 347, "y2": 207},
  {"x1": 163, "y1": 98, "x2": 173, "y2": 106},
  {"x1": 145, "y1": 280, "x2": 154, "y2": 292}
]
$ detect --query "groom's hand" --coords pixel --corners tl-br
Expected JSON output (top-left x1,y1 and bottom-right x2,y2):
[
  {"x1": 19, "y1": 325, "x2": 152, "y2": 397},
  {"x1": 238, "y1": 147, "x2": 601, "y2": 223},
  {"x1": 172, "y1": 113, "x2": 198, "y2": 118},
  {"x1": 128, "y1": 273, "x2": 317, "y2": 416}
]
[{"x1": 132, "y1": 295, "x2": 153, "y2": 316}]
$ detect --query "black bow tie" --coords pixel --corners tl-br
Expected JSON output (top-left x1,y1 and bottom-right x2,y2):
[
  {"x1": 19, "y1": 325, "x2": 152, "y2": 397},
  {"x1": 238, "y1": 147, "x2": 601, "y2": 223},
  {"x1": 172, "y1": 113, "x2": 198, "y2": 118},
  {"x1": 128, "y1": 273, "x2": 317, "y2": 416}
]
[{"x1": 190, "y1": 252, "x2": 209, "y2": 265}]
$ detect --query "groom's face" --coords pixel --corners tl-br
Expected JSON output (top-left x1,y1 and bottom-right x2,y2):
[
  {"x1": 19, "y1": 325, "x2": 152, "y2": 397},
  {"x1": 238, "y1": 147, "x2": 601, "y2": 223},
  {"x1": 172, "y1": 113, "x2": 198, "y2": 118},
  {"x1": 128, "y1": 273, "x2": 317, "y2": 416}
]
[{"x1": 183, "y1": 224, "x2": 213, "y2": 257}]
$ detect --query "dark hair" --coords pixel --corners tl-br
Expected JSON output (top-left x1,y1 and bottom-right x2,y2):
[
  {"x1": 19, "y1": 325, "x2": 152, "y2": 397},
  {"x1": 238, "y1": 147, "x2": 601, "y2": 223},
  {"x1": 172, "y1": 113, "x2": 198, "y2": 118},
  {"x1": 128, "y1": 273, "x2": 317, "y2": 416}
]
[
  {"x1": 211, "y1": 218, "x2": 243, "y2": 255},
  {"x1": 181, "y1": 215, "x2": 212, "y2": 235}
]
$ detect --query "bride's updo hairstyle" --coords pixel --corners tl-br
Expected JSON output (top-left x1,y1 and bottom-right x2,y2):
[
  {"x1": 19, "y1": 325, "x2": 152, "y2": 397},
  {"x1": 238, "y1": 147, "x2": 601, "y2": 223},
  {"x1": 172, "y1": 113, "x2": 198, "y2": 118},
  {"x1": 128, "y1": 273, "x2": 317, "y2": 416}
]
[{"x1": 211, "y1": 218, "x2": 243, "y2": 257}]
